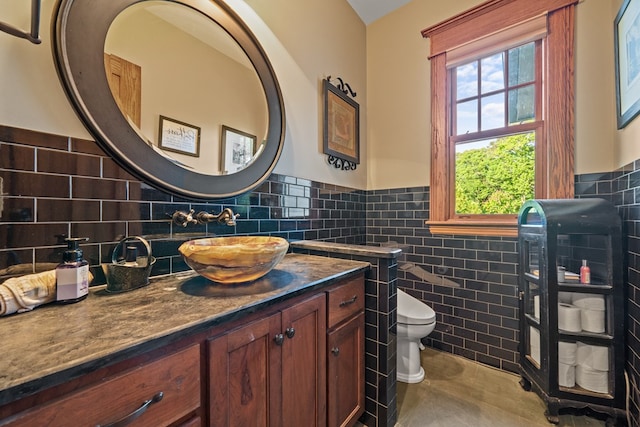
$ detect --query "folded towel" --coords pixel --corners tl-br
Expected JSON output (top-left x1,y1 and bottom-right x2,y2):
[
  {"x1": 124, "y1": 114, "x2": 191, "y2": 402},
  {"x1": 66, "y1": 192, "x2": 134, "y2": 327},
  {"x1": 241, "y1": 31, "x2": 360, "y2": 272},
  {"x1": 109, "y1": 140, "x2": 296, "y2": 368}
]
[{"x1": 1, "y1": 270, "x2": 58, "y2": 316}]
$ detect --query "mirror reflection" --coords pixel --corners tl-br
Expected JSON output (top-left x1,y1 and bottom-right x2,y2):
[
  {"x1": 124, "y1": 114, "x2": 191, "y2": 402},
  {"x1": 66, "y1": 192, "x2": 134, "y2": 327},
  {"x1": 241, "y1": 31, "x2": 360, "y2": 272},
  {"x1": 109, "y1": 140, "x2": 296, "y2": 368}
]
[{"x1": 104, "y1": 1, "x2": 268, "y2": 175}]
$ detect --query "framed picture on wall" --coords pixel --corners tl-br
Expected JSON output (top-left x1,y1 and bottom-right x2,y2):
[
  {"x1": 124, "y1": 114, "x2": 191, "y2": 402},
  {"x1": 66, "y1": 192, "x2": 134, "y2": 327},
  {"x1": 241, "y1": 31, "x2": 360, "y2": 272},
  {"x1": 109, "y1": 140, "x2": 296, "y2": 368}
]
[
  {"x1": 220, "y1": 125, "x2": 257, "y2": 174},
  {"x1": 158, "y1": 115, "x2": 201, "y2": 156},
  {"x1": 615, "y1": 0, "x2": 640, "y2": 128},
  {"x1": 323, "y1": 79, "x2": 360, "y2": 164}
]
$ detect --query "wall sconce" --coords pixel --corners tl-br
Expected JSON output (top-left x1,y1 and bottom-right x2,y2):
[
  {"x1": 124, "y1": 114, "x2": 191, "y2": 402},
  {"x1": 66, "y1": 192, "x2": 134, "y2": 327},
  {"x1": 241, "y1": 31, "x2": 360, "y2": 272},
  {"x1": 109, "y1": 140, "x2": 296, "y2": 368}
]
[{"x1": 0, "y1": 0, "x2": 41, "y2": 44}]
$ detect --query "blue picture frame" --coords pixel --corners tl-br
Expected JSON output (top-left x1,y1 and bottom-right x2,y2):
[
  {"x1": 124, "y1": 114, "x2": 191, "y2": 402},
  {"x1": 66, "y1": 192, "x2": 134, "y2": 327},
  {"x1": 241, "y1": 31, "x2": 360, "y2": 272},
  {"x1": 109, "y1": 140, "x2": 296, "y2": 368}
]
[{"x1": 615, "y1": 0, "x2": 640, "y2": 128}]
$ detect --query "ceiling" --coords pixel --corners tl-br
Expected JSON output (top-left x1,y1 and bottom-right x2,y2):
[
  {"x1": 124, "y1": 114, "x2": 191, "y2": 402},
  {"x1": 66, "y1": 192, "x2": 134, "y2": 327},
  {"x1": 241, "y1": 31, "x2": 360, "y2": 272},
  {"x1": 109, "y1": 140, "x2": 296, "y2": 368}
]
[{"x1": 346, "y1": 0, "x2": 412, "y2": 25}]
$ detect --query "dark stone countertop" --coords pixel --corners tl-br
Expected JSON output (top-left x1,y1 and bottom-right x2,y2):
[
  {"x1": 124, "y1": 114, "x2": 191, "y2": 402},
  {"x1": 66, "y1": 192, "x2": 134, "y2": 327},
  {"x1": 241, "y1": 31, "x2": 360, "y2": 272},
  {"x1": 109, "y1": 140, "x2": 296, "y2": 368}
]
[{"x1": 0, "y1": 253, "x2": 369, "y2": 407}]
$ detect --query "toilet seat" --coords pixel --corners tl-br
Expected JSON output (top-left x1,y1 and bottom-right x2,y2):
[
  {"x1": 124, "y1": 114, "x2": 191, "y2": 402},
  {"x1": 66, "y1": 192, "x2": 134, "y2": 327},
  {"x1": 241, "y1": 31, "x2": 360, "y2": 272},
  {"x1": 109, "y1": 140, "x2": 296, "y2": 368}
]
[{"x1": 397, "y1": 289, "x2": 436, "y2": 325}]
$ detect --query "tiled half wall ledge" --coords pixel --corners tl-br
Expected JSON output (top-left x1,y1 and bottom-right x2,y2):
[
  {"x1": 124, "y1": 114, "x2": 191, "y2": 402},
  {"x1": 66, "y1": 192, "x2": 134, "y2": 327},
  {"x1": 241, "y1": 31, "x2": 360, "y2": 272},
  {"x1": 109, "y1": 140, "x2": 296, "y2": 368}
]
[{"x1": 291, "y1": 240, "x2": 401, "y2": 427}]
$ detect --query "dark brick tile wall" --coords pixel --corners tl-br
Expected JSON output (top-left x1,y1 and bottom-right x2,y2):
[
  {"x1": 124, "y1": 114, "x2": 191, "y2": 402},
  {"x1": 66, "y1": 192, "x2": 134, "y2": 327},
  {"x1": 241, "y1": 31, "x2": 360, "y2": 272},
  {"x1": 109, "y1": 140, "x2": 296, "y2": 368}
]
[
  {"x1": 588, "y1": 165, "x2": 640, "y2": 426},
  {"x1": 0, "y1": 125, "x2": 366, "y2": 284},
  {"x1": 365, "y1": 186, "x2": 521, "y2": 372}
]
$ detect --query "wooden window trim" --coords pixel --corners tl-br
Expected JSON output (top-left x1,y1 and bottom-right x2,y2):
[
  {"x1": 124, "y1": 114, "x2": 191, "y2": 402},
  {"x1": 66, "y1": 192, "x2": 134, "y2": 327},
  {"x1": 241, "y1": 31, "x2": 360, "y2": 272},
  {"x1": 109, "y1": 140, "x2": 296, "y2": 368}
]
[
  {"x1": 421, "y1": 0, "x2": 578, "y2": 57},
  {"x1": 445, "y1": 14, "x2": 547, "y2": 68},
  {"x1": 422, "y1": 0, "x2": 577, "y2": 237}
]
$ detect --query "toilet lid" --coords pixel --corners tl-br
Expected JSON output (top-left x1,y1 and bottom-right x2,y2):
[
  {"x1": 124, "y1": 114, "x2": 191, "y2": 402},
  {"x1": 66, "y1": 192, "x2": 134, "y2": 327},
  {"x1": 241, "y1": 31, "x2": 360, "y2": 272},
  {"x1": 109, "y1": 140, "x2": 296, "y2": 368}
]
[{"x1": 397, "y1": 289, "x2": 436, "y2": 325}]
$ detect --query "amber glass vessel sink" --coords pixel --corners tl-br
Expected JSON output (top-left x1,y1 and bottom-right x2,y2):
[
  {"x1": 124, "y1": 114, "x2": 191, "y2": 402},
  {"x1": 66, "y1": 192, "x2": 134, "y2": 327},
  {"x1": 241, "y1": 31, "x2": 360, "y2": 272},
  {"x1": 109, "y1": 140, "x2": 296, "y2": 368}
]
[{"x1": 178, "y1": 236, "x2": 289, "y2": 284}]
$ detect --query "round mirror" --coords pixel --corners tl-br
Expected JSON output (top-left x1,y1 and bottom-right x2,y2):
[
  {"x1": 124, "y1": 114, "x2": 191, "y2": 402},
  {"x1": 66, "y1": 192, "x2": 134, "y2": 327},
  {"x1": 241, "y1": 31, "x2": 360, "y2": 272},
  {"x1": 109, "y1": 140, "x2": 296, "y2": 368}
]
[{"x1": 53, "y1": 0, "x2": 285, "y2": 199}]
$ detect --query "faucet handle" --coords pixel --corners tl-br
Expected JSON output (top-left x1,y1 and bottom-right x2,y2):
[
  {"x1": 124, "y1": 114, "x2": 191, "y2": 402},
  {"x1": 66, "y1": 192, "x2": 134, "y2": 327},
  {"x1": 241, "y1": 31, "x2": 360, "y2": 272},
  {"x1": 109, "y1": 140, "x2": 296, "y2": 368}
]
[
  {"x1": 172, "y1": 209, "x2": 197, "y2": 227},
  {"x1": 224, "y1": 210, "x2": 240, "y2": 226}
]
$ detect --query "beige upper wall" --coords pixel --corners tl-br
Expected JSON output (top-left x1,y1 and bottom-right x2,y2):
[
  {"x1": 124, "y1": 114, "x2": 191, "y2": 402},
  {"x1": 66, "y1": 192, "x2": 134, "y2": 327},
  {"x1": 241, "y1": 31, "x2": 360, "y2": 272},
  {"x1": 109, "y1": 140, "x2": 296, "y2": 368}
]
[
  {"x1": 366, "y1": 0, "x2": 624, "y2": 190},
  {"x1": 366, "y1": 0, "x2": 480, "y2": 190},
  {"x1": 576, "y1": 0, "x2": 619, "y2": 175},
  {"x1": 240, "y1": 0, "x2": 367, "y2": 188},
  {"x1": 0, "y1": 0, "x2": 86, "y2": 137}
]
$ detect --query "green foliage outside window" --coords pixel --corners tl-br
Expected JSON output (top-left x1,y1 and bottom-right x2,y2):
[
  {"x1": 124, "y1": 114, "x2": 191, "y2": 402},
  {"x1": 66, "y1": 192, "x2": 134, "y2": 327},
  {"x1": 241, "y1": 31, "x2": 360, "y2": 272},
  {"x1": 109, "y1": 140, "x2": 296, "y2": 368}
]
[{"x1": 455, "y1": 133, "x2": 535, "y2": 214}]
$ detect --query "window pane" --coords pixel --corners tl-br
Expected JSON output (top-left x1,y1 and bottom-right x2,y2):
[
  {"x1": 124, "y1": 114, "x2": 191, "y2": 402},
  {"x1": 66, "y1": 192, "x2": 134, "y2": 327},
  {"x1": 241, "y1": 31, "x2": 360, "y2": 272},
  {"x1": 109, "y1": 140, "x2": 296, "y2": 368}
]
[
  {"x1": 456, "y1": 62, "x2": 478, "y2": 99},
  {"x1": 456, "y1": 100, "x2": 478, "y2": 134},
  {"x1": 481, "y1": 53, "x2": 504, "y2": 94},
  {"x1": 508, "y1": 42, "x2": 535, "y2": 86},
  {"x1": 508, "y1": 85, "x2": 535, "y2": 125},
  {"x1": 480, "y1": 93, "x2": 504, "y2": 130},
  {"x1": 455, "y1": 132, "x2": 535, "y2": 214}
]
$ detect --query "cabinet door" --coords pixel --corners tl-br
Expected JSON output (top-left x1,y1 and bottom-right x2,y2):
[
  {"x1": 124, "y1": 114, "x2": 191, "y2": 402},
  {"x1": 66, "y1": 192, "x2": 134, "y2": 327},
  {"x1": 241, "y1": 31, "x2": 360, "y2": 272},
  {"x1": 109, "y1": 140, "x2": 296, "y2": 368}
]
[
  {"x1": 327, "y1": 312, "x2": 365, "y2": 427},
  {"x1": 280, "y1": 293, "x2": 327, "y2": 427},
  {"x1": 208, "y1": 313, "x2": 282, "y2": 427}
]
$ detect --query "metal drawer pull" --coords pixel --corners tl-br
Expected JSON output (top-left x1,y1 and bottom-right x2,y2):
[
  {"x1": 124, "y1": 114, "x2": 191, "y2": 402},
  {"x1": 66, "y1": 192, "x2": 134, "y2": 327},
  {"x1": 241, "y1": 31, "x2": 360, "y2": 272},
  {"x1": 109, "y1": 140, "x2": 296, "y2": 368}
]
[
  {"x1": 339, "y1": 295, "x2": 358, "y2": 307},
  {"x1": 98, "y1": 391, "x2": 164, "y2": 427},
  {"x1": 274, "y1": 333, "x2": 284, "y2": 345},
  {"x1": 285, "y1": 327, "x2": 295, "y2": 339},
  {"x1": 331, "y1": 347, "x2": 340, "y2": 356}
]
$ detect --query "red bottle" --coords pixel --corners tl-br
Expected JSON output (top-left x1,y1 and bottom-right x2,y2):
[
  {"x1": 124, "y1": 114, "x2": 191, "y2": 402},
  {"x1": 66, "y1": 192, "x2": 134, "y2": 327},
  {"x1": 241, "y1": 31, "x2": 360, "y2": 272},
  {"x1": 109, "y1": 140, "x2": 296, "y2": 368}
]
[{"x1": 580, "y1": 260, "x2": 590, "y2": 284}]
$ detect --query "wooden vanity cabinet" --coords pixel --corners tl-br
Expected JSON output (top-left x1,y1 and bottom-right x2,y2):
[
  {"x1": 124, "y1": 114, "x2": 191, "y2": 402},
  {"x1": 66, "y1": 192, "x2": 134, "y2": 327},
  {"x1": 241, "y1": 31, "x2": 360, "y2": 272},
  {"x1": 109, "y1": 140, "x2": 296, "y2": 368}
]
[
  {"x1": 326, "y1": 276, "x2": 365, "y2": 427},
  {"x1": 208, "y1": 293, "x2": 327, "y2": 427},
  {"x1": 0, "y1": 271, "x2": 366, "y2": 427},
  {"x1": 207, "y1": 273, "x2": 366, "y2": 427}
]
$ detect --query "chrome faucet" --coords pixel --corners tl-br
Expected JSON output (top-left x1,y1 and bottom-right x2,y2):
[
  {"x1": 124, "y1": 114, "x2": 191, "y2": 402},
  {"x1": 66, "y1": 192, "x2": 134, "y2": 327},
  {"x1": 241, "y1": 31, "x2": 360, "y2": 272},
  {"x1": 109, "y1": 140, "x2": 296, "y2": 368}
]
[{"x1": 172, "y1": 208, "x2": 239, "y2": 227}]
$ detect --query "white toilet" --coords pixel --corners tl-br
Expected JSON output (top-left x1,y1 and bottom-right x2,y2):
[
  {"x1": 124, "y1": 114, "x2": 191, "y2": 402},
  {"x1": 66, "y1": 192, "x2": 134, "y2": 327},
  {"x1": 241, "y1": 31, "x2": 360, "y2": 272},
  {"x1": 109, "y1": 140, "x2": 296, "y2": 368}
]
[{"x1": 396, "y1": 289, "x2": 436, "y2": 383}]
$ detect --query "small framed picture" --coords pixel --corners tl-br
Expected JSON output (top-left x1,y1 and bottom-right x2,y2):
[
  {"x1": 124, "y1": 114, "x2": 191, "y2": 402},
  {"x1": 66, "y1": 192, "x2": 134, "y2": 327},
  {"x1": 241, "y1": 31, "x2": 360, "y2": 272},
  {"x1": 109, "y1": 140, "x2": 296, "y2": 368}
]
[
  {"x1": 158, "y1": 115, "x2": 201, "y2": 156},
  {"x1": 220, "y1": 125, "x2": 257, "y2": 174},
  {"x1": 323, "y1": 79, "x2": 360, "y2": 164}
]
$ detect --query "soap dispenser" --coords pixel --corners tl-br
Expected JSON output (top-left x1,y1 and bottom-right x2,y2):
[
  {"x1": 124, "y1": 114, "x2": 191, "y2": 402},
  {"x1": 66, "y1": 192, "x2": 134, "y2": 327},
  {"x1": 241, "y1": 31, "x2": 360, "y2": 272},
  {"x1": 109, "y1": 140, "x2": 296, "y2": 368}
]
[{"x1": 56, "y1": 237, "x2": 90, "y2": 304}]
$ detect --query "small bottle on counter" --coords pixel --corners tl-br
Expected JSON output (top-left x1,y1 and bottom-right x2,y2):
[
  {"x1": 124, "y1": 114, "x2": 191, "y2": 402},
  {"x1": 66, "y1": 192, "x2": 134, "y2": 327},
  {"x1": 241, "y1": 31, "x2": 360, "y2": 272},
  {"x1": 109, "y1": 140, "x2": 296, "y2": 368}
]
[
  {"x1": 56, "y1": 237, "x2": 90, "y2": 304},
  {"x1": 580, "y1": 259, "x2": 591, "y2": 284}
]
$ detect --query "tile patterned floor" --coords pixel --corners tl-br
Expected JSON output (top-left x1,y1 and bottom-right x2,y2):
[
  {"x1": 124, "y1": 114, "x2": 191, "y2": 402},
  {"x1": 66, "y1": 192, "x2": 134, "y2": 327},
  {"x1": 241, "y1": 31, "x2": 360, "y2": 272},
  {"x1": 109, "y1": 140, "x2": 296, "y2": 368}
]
[{"x1": 392, "y1": 348, "x2": 615, "y2": 427}]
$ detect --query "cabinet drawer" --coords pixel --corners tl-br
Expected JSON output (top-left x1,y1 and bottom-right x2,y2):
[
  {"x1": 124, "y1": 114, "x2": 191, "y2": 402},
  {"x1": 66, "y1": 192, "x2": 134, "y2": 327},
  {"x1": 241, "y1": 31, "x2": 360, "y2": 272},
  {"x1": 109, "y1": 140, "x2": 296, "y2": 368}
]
[
  {"x1": 327, "y1": 275, "x2": 364, "y2": 328},
  {"x1": 3, "y1": 344, "x2": 201, "y2": 427}
]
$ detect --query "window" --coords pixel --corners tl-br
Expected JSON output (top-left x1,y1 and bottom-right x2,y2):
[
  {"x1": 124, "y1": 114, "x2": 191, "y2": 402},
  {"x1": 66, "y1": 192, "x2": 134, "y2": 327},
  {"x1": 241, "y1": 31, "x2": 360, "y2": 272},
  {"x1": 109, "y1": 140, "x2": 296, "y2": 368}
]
[
  {"x1": 422, "y1": 0, "x2": 577, "y2": 237},
  {"x1": 454, "y1": 41, "x2": 539, "y2": 215}
]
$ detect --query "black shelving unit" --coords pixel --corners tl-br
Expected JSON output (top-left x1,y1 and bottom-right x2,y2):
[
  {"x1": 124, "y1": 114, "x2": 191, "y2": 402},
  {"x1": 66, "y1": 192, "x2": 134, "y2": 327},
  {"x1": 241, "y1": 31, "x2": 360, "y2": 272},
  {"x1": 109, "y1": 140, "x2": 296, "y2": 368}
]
[{"x1": 517, "y1": 199, "x2": 625, "y2": 425}]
